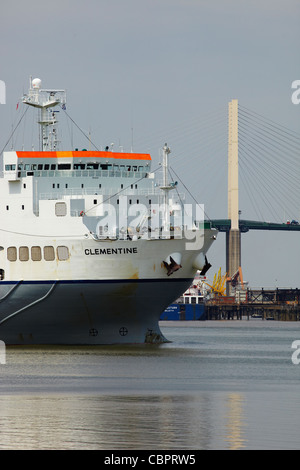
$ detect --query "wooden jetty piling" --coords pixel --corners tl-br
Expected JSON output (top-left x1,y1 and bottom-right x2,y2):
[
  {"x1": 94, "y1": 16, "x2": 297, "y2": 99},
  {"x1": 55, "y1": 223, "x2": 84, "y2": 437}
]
[{"x1": 204, "y1": 288, "x2": 300, "y2": 321}]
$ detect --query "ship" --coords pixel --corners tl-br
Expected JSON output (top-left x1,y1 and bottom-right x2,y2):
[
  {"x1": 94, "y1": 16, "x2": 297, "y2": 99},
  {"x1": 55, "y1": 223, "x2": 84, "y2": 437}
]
[
  {"x1": 160, "y1": 272, "x2": 206, "y2": 321},
  {"x1": 0, "y1": 78, "x2": 217, "y2": 344}
]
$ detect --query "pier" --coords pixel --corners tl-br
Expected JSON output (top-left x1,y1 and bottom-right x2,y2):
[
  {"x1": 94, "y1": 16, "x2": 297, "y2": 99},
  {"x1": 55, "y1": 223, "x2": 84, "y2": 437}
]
[{"x1": 205, "y1": 288, "x2": 300, "y2": 321}]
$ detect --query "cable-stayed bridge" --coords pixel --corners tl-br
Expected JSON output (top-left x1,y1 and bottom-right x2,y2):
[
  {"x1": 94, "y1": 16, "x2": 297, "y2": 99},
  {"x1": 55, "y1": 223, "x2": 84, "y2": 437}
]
[{"x1": 204, "y1": 99, "x2": 300, "y2": 293}]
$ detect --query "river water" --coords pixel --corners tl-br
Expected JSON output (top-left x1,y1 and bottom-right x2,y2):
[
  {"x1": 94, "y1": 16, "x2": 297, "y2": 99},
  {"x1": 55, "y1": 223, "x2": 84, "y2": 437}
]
[{"x1": 0, "y1": 320, "x2": 300, "y2": 450}]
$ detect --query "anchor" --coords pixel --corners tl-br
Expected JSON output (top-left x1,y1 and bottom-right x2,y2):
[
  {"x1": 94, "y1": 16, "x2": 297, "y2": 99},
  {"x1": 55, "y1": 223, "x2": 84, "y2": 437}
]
[
  {"x1": 199, "y1": 256, "x2": 211, "y2": 275},
  {"x1": 163, "y1": 256, "x2": 182, "y2": 276}
]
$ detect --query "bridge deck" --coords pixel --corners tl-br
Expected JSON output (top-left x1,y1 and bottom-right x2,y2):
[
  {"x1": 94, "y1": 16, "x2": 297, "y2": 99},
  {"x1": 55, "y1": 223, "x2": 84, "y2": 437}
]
[{"x1": 209, "y1": 219, "x2": 300, "y2": 233}]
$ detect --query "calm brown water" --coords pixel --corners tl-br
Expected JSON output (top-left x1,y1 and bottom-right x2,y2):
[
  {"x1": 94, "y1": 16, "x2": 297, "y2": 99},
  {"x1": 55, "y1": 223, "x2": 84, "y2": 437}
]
[{"x1": 0, "y1": 320, "x2": 300, "y2": 450}]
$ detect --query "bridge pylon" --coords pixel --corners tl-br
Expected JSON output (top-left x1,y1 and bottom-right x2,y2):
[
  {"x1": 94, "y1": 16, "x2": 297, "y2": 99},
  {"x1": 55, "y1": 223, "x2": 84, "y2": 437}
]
[{"x1": 226, "y1": 99, "x2": 241, "y2": 295}]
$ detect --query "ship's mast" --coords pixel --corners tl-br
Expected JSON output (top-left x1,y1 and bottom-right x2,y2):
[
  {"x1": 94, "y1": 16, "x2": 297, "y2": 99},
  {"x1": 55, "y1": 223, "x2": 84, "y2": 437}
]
[
  {"x1": 160, "y1": 143, "x2": 173, "y2": 231},
  {"x1": 22, "y1": 78, "x2": 66, "y2": 151}
]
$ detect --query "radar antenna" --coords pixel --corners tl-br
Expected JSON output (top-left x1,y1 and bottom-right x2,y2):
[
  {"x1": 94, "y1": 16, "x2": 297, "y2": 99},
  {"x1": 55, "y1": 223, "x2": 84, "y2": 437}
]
[{"x1": 22, "y1": 77, "x2": 66, "y2": 151}]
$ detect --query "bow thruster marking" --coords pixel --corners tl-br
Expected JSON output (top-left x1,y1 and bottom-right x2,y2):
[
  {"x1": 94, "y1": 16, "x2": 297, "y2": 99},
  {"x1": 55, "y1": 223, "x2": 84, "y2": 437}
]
[{"x1": 119, "y1": 327, "x2": 128, "y2": 336}]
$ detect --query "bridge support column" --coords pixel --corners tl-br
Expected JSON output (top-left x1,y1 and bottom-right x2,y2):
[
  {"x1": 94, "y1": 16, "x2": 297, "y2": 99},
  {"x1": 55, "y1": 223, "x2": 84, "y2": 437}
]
[{"x1": 226, "y1": 229, "x2": 241, "y2": 295}]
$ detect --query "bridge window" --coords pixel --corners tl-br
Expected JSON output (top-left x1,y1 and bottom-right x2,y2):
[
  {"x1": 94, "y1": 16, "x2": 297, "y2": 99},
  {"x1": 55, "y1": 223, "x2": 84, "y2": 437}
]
[
  {"x1": 86, "y1": 163, "x2": 99, "y2": 170},
  {"x1": 100, "y1": 164, "x2": 112, "y2": 170},
  {"x1": 58, "y1": 164, "x2": 71, "y2": 170}
]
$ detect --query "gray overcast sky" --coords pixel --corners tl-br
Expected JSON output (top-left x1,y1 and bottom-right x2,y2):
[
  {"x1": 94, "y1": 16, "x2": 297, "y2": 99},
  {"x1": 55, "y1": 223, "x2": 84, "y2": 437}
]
[{"x1": 1, "y1": 0, "x2": 300, "y2": 288}]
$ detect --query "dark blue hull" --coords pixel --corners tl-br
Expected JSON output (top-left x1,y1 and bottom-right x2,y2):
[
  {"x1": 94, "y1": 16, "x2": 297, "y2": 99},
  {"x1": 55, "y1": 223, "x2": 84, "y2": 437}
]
[{"x1": 160, "y1": 303, "x2": 205, "y2": 321}]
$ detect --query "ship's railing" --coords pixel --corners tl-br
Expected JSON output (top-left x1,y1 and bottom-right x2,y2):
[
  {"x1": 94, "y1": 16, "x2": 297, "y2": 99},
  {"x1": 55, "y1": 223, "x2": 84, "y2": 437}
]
[
  {"x1": 15, "y1": 169, "x2": 149, "y2": 179},
  {"x1": 39, "y1": 187, "x2": 185, "y2": 200},
  {"x1": 89, "y1": 226, "x2": 190, "y2": 241}
]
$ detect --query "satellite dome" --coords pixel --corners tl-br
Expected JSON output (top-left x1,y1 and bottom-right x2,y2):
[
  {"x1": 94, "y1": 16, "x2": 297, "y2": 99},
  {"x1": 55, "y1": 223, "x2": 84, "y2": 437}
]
[{"x1": 32, "y1": 78, "x2": 42, "y2": 89}]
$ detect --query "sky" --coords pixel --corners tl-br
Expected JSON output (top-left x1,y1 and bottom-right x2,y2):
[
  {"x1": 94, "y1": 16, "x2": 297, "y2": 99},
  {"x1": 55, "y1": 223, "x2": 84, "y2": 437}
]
[{"x1": 0, "y1": 0, "x2": 300, "y2": 288}]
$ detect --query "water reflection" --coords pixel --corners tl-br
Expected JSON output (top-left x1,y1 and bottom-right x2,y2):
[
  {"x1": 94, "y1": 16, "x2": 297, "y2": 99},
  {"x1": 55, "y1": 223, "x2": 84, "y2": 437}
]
[
  {"x1": 0, "y1": 393, "x2": 217, "y2": 450},
  {"x1": 224, "y1": 393, "x2": 246, "y2": 450}
]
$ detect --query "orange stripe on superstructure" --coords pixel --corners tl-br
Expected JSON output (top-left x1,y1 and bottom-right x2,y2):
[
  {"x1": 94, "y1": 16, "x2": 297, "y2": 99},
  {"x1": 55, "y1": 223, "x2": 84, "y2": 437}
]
[
  {"x1": 16, "y1": 151, "x2": 151, "y2": 161},
  {"x1": 17, "y1": 151, "x2": 57, "y2": 159},
  {"x1": 56, "y1": 151, "x2": 74, "y2": 159},
  {"x1": 72, "y1": 151, "x2": 151, "y2": 160}
]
